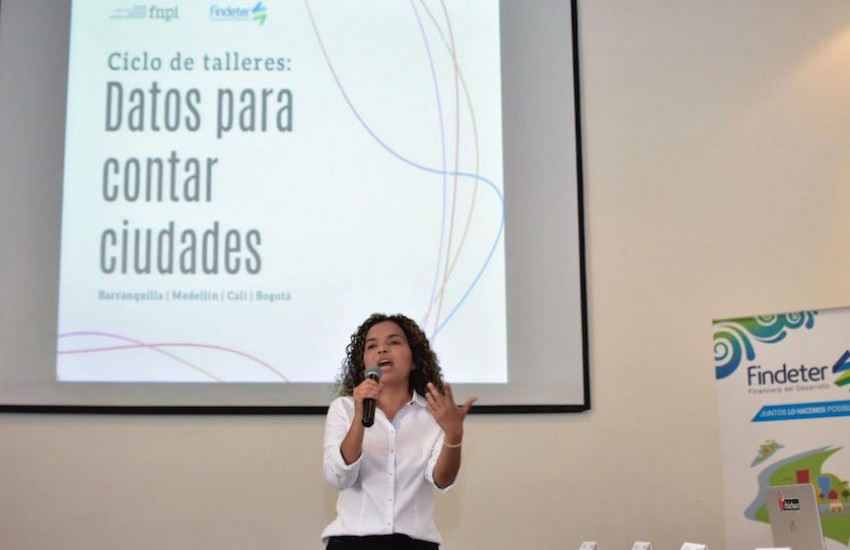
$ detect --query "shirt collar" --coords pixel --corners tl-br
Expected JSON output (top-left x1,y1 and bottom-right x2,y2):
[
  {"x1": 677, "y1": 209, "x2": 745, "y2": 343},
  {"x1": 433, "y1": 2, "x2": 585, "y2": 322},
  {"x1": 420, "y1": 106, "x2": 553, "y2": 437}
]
[{"x1": 410, "y1": 391, "x2": 428, "y2": 408}]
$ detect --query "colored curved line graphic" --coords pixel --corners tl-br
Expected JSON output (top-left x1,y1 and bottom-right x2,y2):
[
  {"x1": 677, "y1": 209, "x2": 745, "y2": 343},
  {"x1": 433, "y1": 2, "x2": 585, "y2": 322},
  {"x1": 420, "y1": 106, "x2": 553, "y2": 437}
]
[
  {"x1": 58, "y1": 331, "x2": 288, "y2": 382},
  {"x1": 304, "y1": 0, "x2": 503, "y2": 338}
]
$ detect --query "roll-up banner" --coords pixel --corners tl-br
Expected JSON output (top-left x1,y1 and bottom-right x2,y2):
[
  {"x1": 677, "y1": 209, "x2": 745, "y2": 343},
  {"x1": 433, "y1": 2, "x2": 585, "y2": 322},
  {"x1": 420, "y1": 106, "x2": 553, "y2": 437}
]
[{"x1": 714, "y1": 308, "x2": 850, "y2": 549}]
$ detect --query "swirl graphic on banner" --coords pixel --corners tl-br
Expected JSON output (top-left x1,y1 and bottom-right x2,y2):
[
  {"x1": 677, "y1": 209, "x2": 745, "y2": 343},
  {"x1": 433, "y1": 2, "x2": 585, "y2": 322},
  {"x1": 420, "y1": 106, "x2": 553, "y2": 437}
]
[{"x1": 713, "y1": 311, "x2": 818, "y2": 380}]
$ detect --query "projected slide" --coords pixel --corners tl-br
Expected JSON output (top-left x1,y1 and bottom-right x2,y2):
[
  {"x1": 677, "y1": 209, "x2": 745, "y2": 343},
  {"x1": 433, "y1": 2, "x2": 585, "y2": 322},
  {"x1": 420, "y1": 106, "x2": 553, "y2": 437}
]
[{"x1": 57, "y1": 1, "x2": 506, "y2": 384}]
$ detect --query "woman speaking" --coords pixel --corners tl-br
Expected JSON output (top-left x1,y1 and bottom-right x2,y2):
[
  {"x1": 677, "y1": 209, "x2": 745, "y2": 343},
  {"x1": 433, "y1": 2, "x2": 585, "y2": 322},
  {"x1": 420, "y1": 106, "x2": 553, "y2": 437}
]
[{"x1": 321, "y1": 313, "x2": 477, "y2": 549}]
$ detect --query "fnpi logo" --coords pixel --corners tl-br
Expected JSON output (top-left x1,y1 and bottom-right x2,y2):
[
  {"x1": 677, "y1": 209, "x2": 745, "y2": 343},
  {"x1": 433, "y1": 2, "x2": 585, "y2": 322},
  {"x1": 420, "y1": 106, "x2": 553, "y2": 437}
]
[
  {"x1": 110, "y1": 5, "x2": 179, "y2": 22},
  {"x1": 831, "y1": 350, "x2": 850, "y2": 388}
]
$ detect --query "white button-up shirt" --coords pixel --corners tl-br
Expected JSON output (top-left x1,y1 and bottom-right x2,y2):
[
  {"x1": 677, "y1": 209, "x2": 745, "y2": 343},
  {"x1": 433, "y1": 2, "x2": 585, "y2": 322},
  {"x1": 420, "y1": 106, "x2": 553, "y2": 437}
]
[{"x1": 321, "y1": 393, "x2": 454, "y2": 544}]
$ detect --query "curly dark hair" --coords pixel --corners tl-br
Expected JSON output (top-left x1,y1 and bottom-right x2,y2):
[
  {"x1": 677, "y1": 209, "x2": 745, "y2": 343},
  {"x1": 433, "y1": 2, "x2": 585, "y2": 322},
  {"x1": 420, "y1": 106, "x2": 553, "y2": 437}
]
[{"x1": 335, "y1": 313, "x2": 445, "y2": 397}]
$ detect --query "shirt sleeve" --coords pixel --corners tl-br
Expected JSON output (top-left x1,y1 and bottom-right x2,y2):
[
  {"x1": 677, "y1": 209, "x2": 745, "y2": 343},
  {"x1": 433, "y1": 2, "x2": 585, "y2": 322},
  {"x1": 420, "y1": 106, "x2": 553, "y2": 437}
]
[
  {"x1": 425, "y1": 431, "x2": 457, "y2": 492},
  {"x1": 322, "y1": 396, "x2": 361, "y2": 490}
]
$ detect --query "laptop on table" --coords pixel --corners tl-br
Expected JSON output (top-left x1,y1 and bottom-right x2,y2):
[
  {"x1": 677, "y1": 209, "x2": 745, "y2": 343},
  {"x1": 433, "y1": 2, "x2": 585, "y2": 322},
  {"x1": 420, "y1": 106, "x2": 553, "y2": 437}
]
[{"x1": 764, "y1": 483, "x2": 826, "y2": 550}]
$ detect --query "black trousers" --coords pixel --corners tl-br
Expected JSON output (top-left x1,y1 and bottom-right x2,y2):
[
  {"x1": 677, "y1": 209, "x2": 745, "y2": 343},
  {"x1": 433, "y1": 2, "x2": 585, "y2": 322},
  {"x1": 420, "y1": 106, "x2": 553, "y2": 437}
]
[{"x1": 326, "y1": 534, "x2": 439, "y2": 550}]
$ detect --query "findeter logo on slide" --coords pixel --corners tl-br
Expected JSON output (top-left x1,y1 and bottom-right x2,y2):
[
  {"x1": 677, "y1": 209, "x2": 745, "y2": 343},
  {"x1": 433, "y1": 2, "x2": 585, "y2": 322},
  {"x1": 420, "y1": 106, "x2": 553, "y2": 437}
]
[{"x1": 210, "y1": 2, "x2": 267, "y2": 25}]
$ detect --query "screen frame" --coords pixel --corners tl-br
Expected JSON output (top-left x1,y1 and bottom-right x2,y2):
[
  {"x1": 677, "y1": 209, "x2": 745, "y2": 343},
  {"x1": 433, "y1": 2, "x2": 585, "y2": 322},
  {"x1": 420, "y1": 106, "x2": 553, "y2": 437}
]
[{"x1": 0, "y1": 0, "x2": 589, "y2": 415}]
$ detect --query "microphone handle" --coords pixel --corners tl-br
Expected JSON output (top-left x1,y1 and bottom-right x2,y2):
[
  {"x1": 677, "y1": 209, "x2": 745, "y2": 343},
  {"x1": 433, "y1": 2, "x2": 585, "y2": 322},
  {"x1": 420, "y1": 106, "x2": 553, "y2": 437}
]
[{"x1": 362, "y1": 398, "x2": 376, "y2": 427}]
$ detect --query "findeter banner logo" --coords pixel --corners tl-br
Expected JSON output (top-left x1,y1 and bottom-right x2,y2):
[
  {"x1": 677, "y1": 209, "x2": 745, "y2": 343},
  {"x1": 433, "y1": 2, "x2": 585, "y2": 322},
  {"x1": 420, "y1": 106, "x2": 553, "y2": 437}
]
[
  {"x1": 210, "y1": 2, "x2": 267, "y2": 25},
  {"x1": 832, "y1": 350, "x2": 850, "y2": 388}
]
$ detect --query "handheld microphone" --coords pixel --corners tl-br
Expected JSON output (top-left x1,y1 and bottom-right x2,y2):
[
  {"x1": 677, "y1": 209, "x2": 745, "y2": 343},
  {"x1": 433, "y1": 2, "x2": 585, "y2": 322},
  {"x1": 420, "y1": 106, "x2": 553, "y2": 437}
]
[{"x1": 362, "y1": 365, "x2": 382, "y2": 427}]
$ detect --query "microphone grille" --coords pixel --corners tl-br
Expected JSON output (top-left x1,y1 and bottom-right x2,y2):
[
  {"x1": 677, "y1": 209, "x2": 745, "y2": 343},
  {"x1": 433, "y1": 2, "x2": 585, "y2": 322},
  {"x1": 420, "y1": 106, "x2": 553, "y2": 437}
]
[{"x1": 364, "y1": 365, "x2": 382, "y2": 381}]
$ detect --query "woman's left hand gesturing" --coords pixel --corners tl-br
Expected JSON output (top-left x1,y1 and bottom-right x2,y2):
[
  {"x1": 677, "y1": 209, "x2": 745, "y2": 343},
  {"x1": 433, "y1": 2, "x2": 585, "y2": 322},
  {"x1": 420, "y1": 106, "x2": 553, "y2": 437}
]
[{"x1": 425, "y1": 382, "x2": 478, "y2": 442}]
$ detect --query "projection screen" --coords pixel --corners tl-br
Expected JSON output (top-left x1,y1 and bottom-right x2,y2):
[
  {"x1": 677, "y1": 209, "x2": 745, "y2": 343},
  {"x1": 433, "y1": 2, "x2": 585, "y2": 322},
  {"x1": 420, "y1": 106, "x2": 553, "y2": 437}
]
[{"x1": 0, "y1": 0, "x2": 588, "y2": 413}]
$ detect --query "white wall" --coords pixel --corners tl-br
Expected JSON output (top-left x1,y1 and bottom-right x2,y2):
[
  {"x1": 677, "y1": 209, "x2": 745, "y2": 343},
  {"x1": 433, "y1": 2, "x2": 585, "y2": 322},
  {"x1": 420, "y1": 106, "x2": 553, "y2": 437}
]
[{"x1": 4, "y1": 1, "x2": 850, "y2": 548}]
